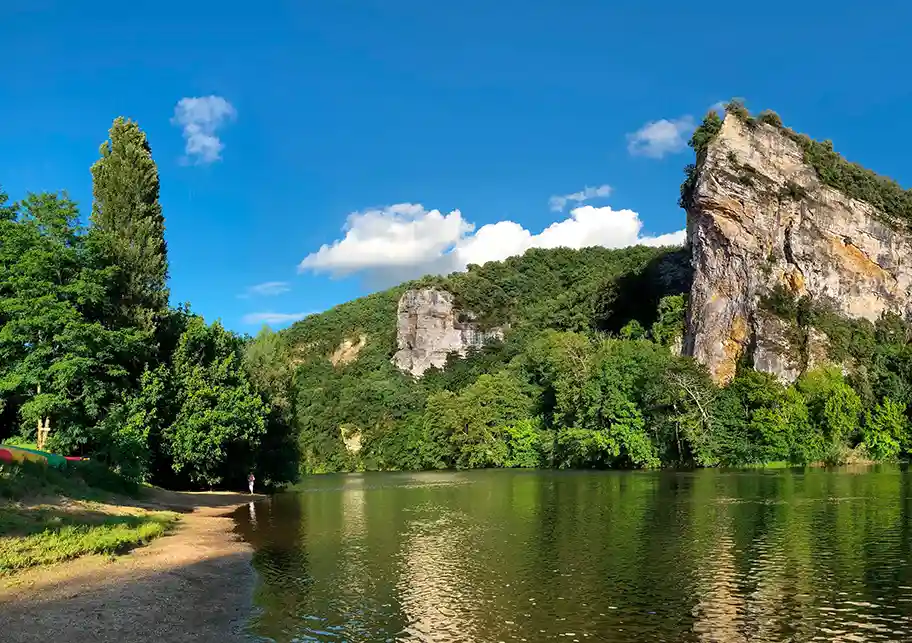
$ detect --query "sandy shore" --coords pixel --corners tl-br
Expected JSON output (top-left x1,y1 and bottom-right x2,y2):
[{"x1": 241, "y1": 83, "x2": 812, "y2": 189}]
[{"x1": 0, "y1": 489, "x2": 264, "y2": 643}]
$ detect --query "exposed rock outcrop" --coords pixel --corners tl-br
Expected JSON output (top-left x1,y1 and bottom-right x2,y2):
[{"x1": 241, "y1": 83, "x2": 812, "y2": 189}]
[
  {"x1": 340, "y1": 424, "x2": 362, "y2": 454},
  {"x1": 684, "y1": 114, "x2": 912, "y2": 383},
  {"x1": 393, "y1": 288, "x2": 504, "y2": 377},
  {"x1": 330, "y1": 334, "x2": 366, "y2": 366}
]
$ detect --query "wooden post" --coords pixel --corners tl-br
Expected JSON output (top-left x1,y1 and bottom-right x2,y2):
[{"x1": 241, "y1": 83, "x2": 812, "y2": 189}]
[
  {"x1": 37, "y1": 418, "x2": 51, "y2": 452},
  {"x1": 35, "y1": 384, "x2": 51, "y2": 451}
]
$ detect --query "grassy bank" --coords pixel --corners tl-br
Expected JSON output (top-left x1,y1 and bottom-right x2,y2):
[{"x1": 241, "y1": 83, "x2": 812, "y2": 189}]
[
  {"x1": 0, "y1": 505, "x2": 177, "y2": 574},
  {"x1": 0, "y1": 460, "x2": 176, "y2": 575},
  {"x1": 0, "y1": 458, "x2": 140, "y2": 501}
]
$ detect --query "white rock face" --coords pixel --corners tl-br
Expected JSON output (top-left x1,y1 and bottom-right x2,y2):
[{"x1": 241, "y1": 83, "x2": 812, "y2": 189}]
[
  {"x1": 393, "y1": 288, "x2": 504, "y2": 377},
  {"x1": 684, "y1": 114, "x2": 912, "y2": 383}
]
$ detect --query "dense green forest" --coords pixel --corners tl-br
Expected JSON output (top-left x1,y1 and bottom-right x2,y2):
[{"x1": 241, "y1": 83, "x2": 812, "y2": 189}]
[
  {"x1": 246, "y1": 101, "x2": 912, "y2": 474},
  {"x1": 6, "y1": 103, "x2": 912, "y2": 484},
  {"x1": 264, "y1": 241, "x2": 912, "y2": 473},
  {"x1": 0, "y1": 118, "x2": 296, "y2": 489}
]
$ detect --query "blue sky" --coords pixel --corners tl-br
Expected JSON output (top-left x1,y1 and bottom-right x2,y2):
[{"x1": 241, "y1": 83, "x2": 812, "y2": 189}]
[{"x1": 2, "y1": 0, "x2": 911, "y2": 333}]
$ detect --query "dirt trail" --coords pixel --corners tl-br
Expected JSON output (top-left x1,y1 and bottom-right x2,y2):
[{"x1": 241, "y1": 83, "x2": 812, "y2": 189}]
[{"x1": 0, "y1": 490, "x2": 264, "y2": 643}]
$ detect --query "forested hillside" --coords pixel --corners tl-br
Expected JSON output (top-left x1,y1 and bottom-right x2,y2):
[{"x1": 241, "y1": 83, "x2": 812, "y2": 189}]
[
  {"x1": 250, "y1": 102, "x2": 912, "y2": 474},
  {"x1": 265, "y1": 242, "x2": 912, "y2": 473},
  {"x1": 0, "y1": 119, "x2": 296, "y2": 489}
]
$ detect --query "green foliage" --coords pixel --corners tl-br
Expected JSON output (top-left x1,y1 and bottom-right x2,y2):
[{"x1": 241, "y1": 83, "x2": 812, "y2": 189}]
[
  {"x1": 714, "y1": 370, "x2": 807, "y2": 464},
  {"x1": 90, "y1": 117, "x2": 169, "y2": 330},
  {"x1": 724, "y1": 99, "x2": 751, "y2": 122},
  {"x1": 795, "y1": 368, "x2": 863, "y2": 463},
  {"x1": 619, "y1": 320, "x2": 646, "y2": 340},
  {"x1": 679, "y1": 110, "x2": 724, "y2": 208},
  {"x1": 650, "y1": 294, "x2": 686, "y2": 346},
  {"x1": 779, "y1": 180, "x2": 809, "y2": 201},
  {"x1": 424, "y1": 371, "x2": 533, "y2": 469},
  {"x1": 503, "y1": 419, "x2": 548, "y2": 468},
  {"x1": 863, "y1": 397, "x2": 908, "y2": 460},
  {"x1": 756, "y1": 110, "x2": 783, "y2": 128},
  {"x1": 0, "y1": 117, "x2": 297, "y2": 492}
]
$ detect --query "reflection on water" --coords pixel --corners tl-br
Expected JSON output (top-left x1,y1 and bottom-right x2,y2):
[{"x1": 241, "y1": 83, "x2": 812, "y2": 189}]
[{"x1": 234, "y1": 468, "x2": 912, "y2": 642}]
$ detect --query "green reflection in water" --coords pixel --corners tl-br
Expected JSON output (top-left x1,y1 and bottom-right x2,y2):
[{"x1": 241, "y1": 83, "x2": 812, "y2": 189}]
[{"x1": 235, "y1": 467, "x2": 912, "y2": 643}]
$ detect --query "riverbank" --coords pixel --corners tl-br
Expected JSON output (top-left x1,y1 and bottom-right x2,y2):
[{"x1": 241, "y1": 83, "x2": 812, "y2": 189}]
[{"x1": 0, "y1": 488, "x2": 264, "y2": 643}]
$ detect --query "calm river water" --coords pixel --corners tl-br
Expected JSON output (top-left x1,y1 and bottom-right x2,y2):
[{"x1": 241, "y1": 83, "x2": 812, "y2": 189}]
[{"x1": 233, "y1": 468, "x2": 912, "y2": 642}]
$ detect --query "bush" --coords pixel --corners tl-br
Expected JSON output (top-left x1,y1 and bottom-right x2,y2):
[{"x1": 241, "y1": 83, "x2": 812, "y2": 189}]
[{"x1": 756, "y1": 110, "x2": 783, "y2": 128}]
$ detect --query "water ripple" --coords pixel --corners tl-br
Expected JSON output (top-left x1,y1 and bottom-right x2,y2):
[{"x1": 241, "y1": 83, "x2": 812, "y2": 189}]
[{"x1": 234, "y1": 468, "x2": 912, "y2": 643}]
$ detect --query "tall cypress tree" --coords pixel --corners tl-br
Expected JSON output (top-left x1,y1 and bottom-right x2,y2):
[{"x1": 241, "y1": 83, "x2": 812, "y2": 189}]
[{"x1": 90, "y1": 117, "x2": 169, "y2": 330}]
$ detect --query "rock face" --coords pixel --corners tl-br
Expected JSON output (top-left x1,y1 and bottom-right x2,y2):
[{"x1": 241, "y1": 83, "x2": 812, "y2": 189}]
[
  {"x1": 685, "y1": 114, "x2": 912, "y2": 383},
  {"x1": 330, "y1": 334, "x2": 366, "y2": 366},
  {"x1": 393, "y1": 288, "x2": 504, "y2": 377}
]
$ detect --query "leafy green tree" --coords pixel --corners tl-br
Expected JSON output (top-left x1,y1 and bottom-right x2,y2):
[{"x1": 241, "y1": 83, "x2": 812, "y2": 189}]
[
  {"x1": 0, "y1": 192, "x2": 149, "y2": 456},
  {"x1": 90, "y1": 117, "x2": 168, "y2": 330},
  {"x1": 243, "y1": 326, "x2": 296, "y2": 424},
  {"x1": 163, "y1": 316, "x2": 269, "y2": 487},
  {"x1": 863, "y1": 397, "x2": 908, "y2": 460},
  {"x1": 796, "y1": 367, "x2": 862, "y2": 462},
  {"x1": 503, "y1": 418, "x2": 547, "y2": 468},
  {"x1": 650, "y1": 294, "x2": 686, "y2": 347},
  {"x1": 422, "y1": 371, "x2": 532, "y2": 469},
  {"x1": 619, "y1": 320, "x2": 647, "y2": 340},
  {"x1": 94, "y1": 366, "x2": 170, "y2": 481},
  {"x1": 714, "y1": 370, "x2": 805, "y2": 464},
  {"x1": 658, "y1": 359, "x2": 719, "y2": 466}
]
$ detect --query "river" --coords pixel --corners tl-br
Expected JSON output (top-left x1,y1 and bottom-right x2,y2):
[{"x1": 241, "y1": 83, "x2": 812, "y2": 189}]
[{"x1": 233, "y1": 468, "x2": 912, "y2": 642}]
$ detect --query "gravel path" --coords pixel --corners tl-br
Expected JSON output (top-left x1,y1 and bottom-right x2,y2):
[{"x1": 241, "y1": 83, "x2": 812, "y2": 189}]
[{"x1": 0, "y1": 490, "x2": 263, "y2": 643}]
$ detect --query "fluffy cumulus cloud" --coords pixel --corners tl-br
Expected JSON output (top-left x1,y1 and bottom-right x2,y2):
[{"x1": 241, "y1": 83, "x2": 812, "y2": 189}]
[
  {"x1": 548, "y1": 184, "x2": 612, "y2": 212},
  {"x1": 241, "y1": 311, "x2": 314, "y2": 326},
  {"x1": 299, "y1": 203, "x2": 685, "y2": 286},
  {"x1": 239, "y1": 281, "x2": 290, "y2": 298},
  {"x1": 172, "y1": 96, "x2": 236, "y2": 164},
  {"x1": 626, "y1": 115, "x2": 695, "y2": 159},
  {"x1": 299, "y1": 204, "x2": 473, "y2": 282}
]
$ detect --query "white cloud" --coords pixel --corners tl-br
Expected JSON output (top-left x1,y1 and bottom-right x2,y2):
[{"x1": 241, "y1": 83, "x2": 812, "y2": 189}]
[
  {"x1": 549, "y1": 184, "x2": 612, "y2": 212},
  {"x1": 241, "y1": 311, "x2": 314, "y2": 326},
  {"x1": 239, "y1": 281, "x2": 291, "y2": 298},
  {"x1": 299, "y1": 203, "x2": 472, "y2": 279},
  {"x1": 626, "y1": 115, "x2": 695, "y2": 159},
  {"x1": 299, "y1": 203, "x2": 684, "y2": 286},
  {"x1": 172, "y1": 96, "x2": 236, "y2": 164}
]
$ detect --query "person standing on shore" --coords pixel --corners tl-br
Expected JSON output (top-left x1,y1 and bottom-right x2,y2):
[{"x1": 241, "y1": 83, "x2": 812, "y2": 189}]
[{"x1": 247, "y1": 472, "x2": 255, "y2": 494}]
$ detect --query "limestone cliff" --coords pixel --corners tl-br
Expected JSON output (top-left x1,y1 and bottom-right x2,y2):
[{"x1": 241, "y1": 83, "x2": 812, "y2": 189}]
[
  {"x1": 393, "y1": 288, "x2": 504, "y2": 377},
  {"x1": 684, "y1": 113, "x2": 912, "y2": 383}
]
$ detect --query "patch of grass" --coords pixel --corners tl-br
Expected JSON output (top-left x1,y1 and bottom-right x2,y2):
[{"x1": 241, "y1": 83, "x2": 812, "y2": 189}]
[
  {"x1": 2, "y1": 437, "x2": 39, "y2": 450},
  {"x1": 0, "y1": 459, "x2": 140, "y2": 502},
  {"x1": 0, "y1": 506, "x2": 177, "y2": 574}
]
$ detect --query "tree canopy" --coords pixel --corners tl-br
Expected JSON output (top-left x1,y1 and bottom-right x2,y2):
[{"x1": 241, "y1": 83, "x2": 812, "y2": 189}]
[{"x1": 0, "y1": 117, "x2": 296, "y2": 490}]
